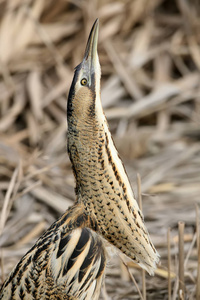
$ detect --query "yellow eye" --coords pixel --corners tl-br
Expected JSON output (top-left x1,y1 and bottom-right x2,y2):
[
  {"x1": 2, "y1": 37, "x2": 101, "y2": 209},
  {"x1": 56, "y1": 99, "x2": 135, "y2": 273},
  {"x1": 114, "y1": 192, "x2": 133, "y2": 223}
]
[{"x1": 81, "y1": 78, "x2": 87, "y2": 86}]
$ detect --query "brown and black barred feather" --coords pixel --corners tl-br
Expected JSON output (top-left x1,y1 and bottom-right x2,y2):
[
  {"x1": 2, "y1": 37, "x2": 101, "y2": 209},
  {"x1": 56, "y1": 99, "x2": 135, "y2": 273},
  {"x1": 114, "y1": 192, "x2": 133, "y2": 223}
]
[{"x1": 0, "y1": 203, "x2": 106, "y2": 300}]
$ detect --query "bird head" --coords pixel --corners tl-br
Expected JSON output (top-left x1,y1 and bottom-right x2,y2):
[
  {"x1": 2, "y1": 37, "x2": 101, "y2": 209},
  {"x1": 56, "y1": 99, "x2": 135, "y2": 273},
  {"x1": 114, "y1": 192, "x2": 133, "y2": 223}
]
[{"x1": 67, "y1": 19, "x2": 102, "y2": 125}]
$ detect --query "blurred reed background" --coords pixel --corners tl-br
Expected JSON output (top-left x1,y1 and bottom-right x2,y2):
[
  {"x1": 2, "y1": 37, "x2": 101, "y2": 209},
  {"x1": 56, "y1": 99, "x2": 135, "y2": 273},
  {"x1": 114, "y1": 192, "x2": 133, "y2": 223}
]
[{"x1": 0, "y1": 0, "x2": 200, "y2": 299}]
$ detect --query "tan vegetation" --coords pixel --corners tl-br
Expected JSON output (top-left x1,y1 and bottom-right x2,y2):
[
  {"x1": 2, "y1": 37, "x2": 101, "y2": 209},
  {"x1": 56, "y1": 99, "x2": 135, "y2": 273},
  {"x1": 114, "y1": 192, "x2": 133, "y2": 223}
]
[{"x1": 0, "y1": 0, "x2": 200, "y2": 298}]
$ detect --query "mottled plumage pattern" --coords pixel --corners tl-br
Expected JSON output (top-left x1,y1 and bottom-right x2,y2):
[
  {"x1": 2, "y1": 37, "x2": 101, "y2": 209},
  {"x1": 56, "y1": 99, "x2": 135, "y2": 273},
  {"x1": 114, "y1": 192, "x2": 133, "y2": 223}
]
[
  {"x1": 0, "y1": 204, "x2": 106, "y2": 300},
  {"x1": 67, "y1": 19, "x2": 159, "y2": 275},
  {"x1": 0, "y1": 18, "x2": 159, "y2": 300}
]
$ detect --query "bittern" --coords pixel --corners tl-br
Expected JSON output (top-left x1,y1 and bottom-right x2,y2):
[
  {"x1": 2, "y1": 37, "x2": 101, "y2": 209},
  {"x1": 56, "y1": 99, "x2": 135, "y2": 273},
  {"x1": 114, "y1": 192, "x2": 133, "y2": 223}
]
[
  {"x1": 67, "y1": 19, "x2": 159, "y2": 275},
  {"x1": 0, "y1": 18, "x2": 159, "y2": 300},
  {"x1": 0, "y1": 203, "x2": 106, "y2": 300}
]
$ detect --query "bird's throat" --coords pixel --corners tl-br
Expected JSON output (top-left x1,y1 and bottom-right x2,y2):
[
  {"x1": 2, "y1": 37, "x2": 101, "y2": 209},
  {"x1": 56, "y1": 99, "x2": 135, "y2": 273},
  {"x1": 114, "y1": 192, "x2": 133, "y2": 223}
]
[{"x1": 67, "y1": 104, "x2": 136, "y2": 218}]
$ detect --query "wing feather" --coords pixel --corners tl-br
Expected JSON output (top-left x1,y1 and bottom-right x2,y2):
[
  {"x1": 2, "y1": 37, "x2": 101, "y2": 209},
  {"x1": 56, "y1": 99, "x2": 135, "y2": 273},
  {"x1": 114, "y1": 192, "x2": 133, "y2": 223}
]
[{"x1": 0, "y1": 204, "x2": 106, "y2": 300}]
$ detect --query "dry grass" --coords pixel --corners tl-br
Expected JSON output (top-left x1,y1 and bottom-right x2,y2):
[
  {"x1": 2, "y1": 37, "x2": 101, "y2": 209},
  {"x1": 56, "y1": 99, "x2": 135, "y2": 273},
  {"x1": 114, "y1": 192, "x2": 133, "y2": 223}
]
[{"x1": 0, "y1": 0, "x2": 200, "y2": 299}]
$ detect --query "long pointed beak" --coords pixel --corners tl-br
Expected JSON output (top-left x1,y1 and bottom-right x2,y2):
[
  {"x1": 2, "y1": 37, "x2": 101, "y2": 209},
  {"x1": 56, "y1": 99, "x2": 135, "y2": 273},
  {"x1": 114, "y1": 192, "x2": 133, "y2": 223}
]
[{"x1": 83, "y1": 19, "x2": 99, "y2": 73}]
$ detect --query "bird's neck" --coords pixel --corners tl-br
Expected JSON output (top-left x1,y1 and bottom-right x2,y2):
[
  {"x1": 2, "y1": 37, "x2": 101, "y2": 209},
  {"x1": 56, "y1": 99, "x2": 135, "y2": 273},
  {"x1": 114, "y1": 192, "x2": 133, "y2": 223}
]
[
  {"x1": 67, "y1": 96, "x2": 106, "y2": 188},
  {"x1": 67, "y1": 95, "x2": 135, "y2": 212}
]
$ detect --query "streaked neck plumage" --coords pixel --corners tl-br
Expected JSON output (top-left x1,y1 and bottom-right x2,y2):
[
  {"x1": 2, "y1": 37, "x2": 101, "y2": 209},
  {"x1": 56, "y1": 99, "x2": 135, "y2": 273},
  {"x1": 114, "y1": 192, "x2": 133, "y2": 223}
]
[{"x1": 67, "y1": 19, "x2": 159, "y2": 275}]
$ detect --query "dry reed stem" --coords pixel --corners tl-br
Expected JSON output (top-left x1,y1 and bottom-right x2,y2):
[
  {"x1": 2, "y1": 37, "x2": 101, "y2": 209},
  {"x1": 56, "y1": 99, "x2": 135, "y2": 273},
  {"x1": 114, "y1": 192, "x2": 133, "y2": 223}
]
[
  {"x1": 178, "y1": 222, "x2": 185, "y2": 299},
  {"x1": 120, "y1": 255, "x2": 144, "y2": 300},
  {"x1": 17, "y1": 221, "x2": 46, "y2": 246},
  {"x1": 184, "y1": 232, "x2": 196, "y2": 269},
  {"x1": 104, "y1": 39, "x2": 143, "y2": 100},
  {"x1": 196, "y1": 205, "x2": 200, "y2": 299},
  {"x1": 0, "y1": 166, "x2": 19, "y2": 235},
  {"x1": 0, "y1": 249, "x2": 4, "y2": 286},
  {"x1": 119, "y1": 258, "x2": 130, "y2": 282},
  {"x1": 167, "y1": 227, "x2": 172, "y2": 300}
]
